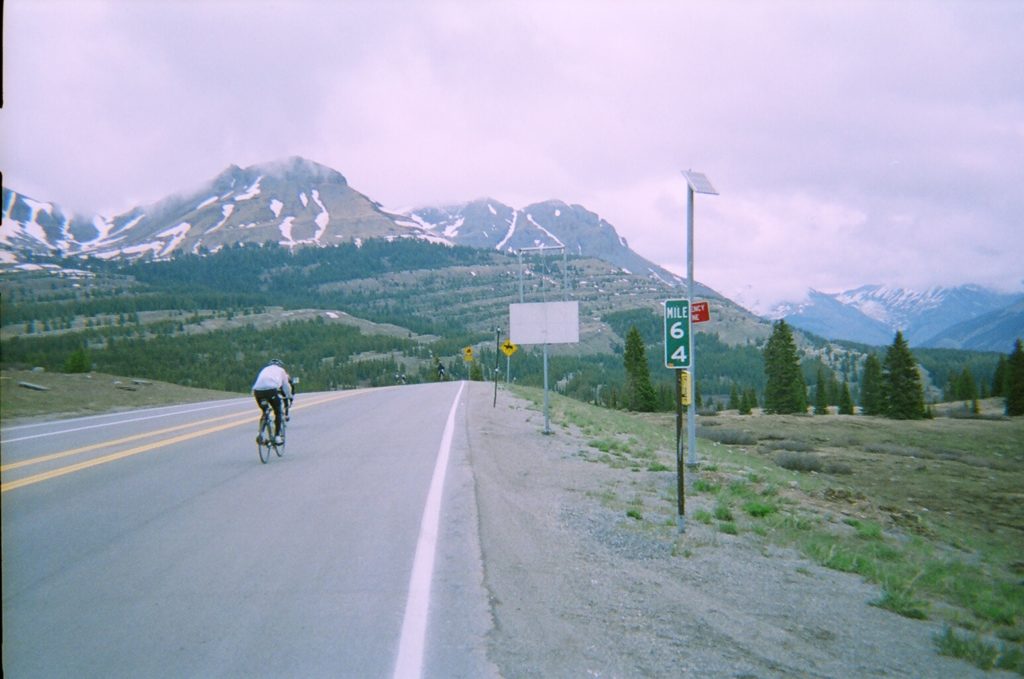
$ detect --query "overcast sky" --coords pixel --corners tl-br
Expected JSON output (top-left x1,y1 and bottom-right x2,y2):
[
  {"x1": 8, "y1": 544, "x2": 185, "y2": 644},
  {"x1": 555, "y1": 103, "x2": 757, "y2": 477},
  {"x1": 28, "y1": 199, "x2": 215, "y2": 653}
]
[{"x1": 3, "y1": 0, "x2": 1022, "y2": 312}]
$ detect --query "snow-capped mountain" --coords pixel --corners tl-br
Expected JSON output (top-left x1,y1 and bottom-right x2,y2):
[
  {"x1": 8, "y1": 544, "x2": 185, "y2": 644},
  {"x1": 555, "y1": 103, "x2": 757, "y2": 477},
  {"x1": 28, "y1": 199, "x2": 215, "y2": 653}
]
[
  {"x1": 776, "y1": 284, "x2": 1024, "y2": 351},
  {"x1": 1, "y1": 156, "x2": 688, "y2": 289},
  {"x1": 1, "y1": 158, "x2": 410, "y2": 261},
  {"x1": 403, "y1": 198, "x2": 690, "y2": 289}
]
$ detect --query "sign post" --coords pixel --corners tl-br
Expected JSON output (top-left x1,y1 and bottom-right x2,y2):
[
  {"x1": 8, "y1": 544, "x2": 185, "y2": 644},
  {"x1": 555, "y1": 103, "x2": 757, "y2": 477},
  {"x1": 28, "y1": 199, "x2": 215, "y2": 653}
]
[
  {"x1": 677, "y1": 170, "x2": 719, "y2": 533},
  {"x1": 501, "y1": 338, "x2": 517, "y2": 385},
  {"x1": 510, "y1": 301, "x2": 579, "y2": 434},
  {"x1": 665, "y1": 299, "x2": 691, "y2": 533}
]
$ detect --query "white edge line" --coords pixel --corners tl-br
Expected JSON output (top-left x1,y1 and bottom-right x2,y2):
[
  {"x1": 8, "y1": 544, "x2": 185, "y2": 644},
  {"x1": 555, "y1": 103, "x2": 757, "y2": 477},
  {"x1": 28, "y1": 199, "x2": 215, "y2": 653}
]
[
  {"x1": 392, "y1": 380, "x2": 466, "y2": 679},
  {"x1": 0, "y1": 398, "x2": 251, "y2": 443}
]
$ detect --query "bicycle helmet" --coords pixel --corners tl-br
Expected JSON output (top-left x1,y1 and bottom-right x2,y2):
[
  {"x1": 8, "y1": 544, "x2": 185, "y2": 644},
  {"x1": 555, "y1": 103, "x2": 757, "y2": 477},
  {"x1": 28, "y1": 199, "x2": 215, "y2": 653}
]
[{"x1": 269, "y1": 358, "x2": 284, "y2": 367}]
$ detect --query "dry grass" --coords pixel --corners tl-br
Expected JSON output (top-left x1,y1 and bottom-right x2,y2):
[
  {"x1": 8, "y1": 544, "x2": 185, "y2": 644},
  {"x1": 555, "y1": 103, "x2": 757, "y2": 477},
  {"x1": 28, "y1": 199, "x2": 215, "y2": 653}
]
[{"x1": 1, "y1": 369, "x2": 239, "y2": 422}]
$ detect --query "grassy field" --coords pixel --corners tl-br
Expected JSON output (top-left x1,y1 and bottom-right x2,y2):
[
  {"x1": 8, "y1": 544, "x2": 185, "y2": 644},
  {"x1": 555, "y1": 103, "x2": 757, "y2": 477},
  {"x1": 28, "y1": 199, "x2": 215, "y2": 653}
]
[
  {"x1": 1, "y1": 369, "x2": 240, "y2": 422},
  {"x1": 515, "y1": 386, "x2": 1024, "y2": 673}
]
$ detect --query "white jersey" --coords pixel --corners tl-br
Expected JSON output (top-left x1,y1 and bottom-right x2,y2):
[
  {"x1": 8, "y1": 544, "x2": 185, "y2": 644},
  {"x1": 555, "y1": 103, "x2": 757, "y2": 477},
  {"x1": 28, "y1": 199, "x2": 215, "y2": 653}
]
[{"x1": 252, "y1": 365, "x2": 292, "y2": 398}]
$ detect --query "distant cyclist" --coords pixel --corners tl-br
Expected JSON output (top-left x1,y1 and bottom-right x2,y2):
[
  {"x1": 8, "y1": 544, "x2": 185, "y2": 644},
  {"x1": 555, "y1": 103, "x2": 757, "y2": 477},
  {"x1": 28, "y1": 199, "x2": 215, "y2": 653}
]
[{"x1": 252, "y1": 359, "x2": 293, "y2": 445}]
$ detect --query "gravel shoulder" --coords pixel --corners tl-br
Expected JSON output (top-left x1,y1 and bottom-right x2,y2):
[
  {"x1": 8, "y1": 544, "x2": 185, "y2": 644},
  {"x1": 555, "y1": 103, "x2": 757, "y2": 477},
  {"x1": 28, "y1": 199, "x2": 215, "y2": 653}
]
[{"x1": 462, "y1": 382, "x2": 1012, "y2": 678}]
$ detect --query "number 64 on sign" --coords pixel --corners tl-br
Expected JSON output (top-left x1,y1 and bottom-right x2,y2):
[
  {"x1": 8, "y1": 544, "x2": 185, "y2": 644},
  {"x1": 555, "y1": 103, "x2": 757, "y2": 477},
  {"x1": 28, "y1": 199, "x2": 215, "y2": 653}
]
[{"x1": 664, "y1": 299, "x2": 691, "y2": 368}]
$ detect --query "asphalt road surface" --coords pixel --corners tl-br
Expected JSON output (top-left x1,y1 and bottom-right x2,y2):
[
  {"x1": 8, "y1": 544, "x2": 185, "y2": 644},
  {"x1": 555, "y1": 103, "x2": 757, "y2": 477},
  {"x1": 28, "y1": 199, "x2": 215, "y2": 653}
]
[{"x1": 1, "y1": 381, "x2": 494, "y2": 679}]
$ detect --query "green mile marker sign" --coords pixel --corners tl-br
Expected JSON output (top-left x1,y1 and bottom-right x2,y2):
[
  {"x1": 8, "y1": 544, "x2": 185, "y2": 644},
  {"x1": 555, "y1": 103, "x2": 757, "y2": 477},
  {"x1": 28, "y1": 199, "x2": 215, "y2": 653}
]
[{"x1": 664, "y1": 299, "x2": 691, "y2": 368}]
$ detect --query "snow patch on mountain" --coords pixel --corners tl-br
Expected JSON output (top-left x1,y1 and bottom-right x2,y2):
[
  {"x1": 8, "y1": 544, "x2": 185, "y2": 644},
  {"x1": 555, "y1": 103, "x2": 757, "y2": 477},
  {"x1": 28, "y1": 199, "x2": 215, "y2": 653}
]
[
  {"x1": 206, "y1": 204, "x2": 234, "y2": 233},
  {"x1": 157, "y1": 223, "x2": 191, "y2": 258},
  {"x1": 496, "y1": 211, "x2": 518, "y2": 251},
  {"x1": 526, "y1": 213, "x2": 564, "y2": 247},
  {"x1": 278, "y1": 217, "x2": 295, "y2": 243},
  {"x1": 310, "y1": 189, "x2": 329, "y2": 233},
  {"x1": 443, "y1": 217, "x2": 465, "y2": 238},
  {"x1": 234, "y1": 176, "x2": 263, "y2": 201}
]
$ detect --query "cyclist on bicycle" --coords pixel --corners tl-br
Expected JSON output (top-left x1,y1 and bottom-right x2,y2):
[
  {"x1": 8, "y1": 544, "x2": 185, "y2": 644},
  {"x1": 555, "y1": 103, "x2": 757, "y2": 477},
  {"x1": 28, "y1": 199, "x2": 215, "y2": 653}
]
[{"x1": 252, "y1": 359, "x2": 293, "y2": 445}]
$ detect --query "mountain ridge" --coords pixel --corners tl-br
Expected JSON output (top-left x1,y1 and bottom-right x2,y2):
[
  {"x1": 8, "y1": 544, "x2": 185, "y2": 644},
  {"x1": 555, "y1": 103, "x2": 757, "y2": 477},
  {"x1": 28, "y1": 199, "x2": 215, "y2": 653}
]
[
  {"x1": 4, "y1": 156, "x2": 1020, "y2": 351},
  {"x1": 2, "y1": 156, "x2": 688, "y2": 291},
  {"x1": 775, "y1": 284, "x2": 1023, "y2": 351}
]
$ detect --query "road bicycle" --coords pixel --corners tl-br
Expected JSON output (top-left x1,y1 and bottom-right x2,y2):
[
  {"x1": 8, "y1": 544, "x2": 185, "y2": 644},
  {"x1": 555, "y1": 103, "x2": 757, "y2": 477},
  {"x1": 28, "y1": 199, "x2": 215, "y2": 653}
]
[{"x1": 256, "y1": 399, "x2": 286, "y2": 463}]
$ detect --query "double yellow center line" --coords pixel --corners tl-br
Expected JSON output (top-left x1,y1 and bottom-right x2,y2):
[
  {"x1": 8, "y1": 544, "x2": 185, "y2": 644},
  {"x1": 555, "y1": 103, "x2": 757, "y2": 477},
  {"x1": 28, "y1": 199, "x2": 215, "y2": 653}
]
[{"x1": 1, "y1": 391, "x2": 360, "y2": 493}]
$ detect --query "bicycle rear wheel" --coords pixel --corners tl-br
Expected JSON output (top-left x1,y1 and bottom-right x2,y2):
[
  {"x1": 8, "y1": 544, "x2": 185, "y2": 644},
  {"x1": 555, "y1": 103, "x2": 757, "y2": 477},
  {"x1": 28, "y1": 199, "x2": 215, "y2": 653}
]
[
  {"x1": 275, "y1": 421, "x2": 286, "y2": 457},
  {"x1": 257, "y1": 414, "x2": 272, "y2": 464}
]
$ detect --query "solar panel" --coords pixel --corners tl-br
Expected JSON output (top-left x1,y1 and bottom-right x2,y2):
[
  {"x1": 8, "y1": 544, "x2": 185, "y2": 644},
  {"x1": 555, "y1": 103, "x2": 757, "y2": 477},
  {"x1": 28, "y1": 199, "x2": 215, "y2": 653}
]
[{"x1": 682, "y1": 170, "x2": 718, "y2": 195}]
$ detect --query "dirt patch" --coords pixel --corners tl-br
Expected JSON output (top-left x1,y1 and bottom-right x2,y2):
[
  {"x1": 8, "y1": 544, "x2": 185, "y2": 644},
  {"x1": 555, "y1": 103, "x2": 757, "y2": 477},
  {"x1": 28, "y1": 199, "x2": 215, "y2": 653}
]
[{"x1": 463, "y1": 383, "x2": 1014, "y2": 678}]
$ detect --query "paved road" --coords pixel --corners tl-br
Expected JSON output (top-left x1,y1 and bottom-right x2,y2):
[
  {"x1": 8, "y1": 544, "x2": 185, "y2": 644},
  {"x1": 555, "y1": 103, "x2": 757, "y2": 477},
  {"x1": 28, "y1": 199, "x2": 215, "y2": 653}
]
[{"x1": 1, "y1": 382, "x2": 493, "y2": 678}]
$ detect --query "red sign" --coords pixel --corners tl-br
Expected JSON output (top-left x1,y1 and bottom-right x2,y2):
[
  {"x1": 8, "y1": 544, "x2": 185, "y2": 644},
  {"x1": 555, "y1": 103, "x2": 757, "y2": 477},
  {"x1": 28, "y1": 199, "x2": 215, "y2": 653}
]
[{"x1": 691, "y1": 301, "x2": 710, "y2": 323}]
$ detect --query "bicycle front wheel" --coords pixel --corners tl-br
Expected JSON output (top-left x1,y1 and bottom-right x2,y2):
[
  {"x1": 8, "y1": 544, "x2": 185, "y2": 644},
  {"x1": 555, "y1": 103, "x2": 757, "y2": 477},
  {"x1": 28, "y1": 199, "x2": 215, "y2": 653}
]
[{"x1": 257, "y1": 416, "x2": 272, "y2": 464}]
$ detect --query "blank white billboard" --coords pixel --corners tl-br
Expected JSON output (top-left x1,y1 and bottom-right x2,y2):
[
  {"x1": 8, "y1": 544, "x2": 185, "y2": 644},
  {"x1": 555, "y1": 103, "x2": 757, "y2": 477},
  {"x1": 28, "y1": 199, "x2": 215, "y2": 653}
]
[{"x1": 509, "y1": 301, "x2": 580, "y2": 345}]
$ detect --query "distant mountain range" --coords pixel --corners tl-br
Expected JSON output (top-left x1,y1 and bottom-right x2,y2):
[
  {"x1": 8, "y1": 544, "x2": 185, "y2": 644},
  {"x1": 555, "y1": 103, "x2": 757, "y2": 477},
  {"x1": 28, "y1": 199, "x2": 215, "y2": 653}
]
[
  {"x1": 3, "y1": 156, "x2": 1020, "y2": 352},
  {"x1": 0, "y1": 156, "x2": 688, "y2": 289},
  {"x1": 773, "y1": 285, "x2": 1024, "y2": 352}
]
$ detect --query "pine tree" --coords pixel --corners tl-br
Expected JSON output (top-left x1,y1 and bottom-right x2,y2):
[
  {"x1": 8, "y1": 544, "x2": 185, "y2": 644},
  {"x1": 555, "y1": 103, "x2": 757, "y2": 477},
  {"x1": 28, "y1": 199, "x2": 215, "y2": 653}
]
[
  {"x1": 739, "y1": 388, "x2": 756, "y2": 415},
  {"x1": 814, "y1": 366, "x2": 829, "y2": 415},
  {"x1": 882, "y1": 331, "x2": 926, "y2": 419},
  {"x1": 955, "y1": 367, "x2": 977, "y2": 402},
  {"x1": 838, "y1": 380, "x2": 854, "y2": 415},
  {"x1": 623, "y1": 325, "x2": 657, "y2": 412},
  {"x1": 729, "y1": 383, "x2": 740, "y2": 410},
  {"x1": 860, "y1": 354, "x2": 884, "y2": 415},
  {"x1": 63, "y1": 347, "x2": 91, "y2": 373},
  {"x1": 1006, "y1": 338, "x2": 1024, "y2": 416},
  {"x1": 763, "y1": 320, "x2": 807, "y2": 414},
  {"x1": 992, "y1": 355, "x2": 1007, "y2": 398}
]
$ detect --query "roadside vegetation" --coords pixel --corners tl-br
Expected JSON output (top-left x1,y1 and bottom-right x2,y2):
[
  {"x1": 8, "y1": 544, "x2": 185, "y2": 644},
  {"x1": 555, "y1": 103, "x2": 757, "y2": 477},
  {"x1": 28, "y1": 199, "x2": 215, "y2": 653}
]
[{"x1": 514, "y1": 385, "x2": 1024, "y2": 673}]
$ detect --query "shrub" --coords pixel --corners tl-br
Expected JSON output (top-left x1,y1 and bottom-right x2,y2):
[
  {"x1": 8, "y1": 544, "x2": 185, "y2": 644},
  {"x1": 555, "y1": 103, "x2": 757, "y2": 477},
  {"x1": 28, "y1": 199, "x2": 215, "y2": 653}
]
[
  {"x1": 872, "y1": 588, "x2": 930, "y2": 620},
  {"x1": 774, "y1": 451, "x2": 824, "y2": 473},
  {"x1": 714, "y1": 503, "x2": 734, "y2": 521},
  {"x1": 693, "y1": 479, "x2": 720, "y2": 493},
  {"x1": 743, "y1": 501, "x2": 778, "y2": 518},
  {"x1": 934, "y1": 627, "x2": 1024, "y2": 673},
  {"x1": 698, "y1": 427, "x2": 757, "y2": 445},
  {"x1": 760, "y1": 439, "x2": 816, "y2": 453},
  {"x1": 823, "y1": 460, "x2": 854, "y2": 475}
]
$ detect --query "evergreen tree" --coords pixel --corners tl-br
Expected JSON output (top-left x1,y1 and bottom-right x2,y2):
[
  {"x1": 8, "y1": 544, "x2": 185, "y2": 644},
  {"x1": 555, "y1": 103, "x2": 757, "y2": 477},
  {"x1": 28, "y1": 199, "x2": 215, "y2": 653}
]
[
  {"x1": 738, "y1": 388, "x2": 755, "y2": 415},
  {"x1": 814, "y1": 366, "x2": 829, "y2": 415},
  {"x1": 882, "y1": 331, "x2": 926, "y2": 419},
  {"x1": 729, "y1": 383, "x2": 740, "y2": 410},
  {"x1": 762, "y1": 320, "x2": 807, "y2": 414},
  {"x1": 838, "y1": 380, "x2": 854, "y2": 415},
  {"x1": 1006, "y1": 338, "x2": 1024, "y2": 416},
  {"x1": 955, "y1": 367, "x2": 977, "y2": 402},
  {"x1": 623, "y1": 325, "x2": 657, "y2": 412},
  {"x1": 992, "y1": 355, "x2": 1007, "y2": 398},
  {"x1": 63, "y1": 347, "x2": 91, "y2": 373},
  {"x1": 860, "y1": 354, "x2": 884, "y2": 415}
]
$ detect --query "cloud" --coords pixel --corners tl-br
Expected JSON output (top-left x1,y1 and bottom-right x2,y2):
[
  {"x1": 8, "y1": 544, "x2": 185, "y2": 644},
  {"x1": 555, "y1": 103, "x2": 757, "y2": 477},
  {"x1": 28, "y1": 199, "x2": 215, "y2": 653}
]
[{"x1": 2, "y1": 0, "x2": 1022, "y2": 311}]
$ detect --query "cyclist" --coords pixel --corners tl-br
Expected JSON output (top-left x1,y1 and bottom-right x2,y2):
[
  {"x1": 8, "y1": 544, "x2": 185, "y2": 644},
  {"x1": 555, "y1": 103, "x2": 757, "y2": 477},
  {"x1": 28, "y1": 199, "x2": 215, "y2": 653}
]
[{"x1": 252, "y1": 359, "x2": 293, "y2": 445}]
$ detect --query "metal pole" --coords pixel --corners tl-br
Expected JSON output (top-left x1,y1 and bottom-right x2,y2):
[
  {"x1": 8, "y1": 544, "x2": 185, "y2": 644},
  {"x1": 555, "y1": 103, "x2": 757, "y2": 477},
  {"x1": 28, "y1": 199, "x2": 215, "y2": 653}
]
[
  {"x1": 543, "y1": 344, "x2": 551, "y2": 434},
  {"x1": 518, "y1": 250, "x2": 525, "y2": 303},
  {"x1": 493, "y1": 328, "x2": 500, "y2": 407},
  {"x1": 686, "y1": 185, "x2": 698, "y2": 467},
  {"x1": 562, "y1": 247, "x2": 568, "y2": 299},
  {"x1": 676, "y1": 368, "x2": 686, "y2": 532}
]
